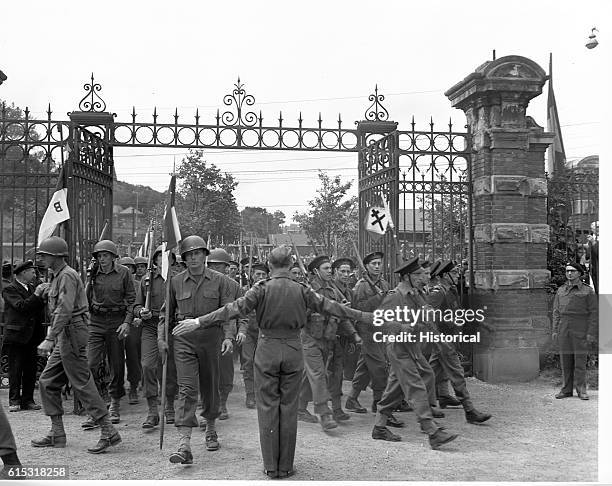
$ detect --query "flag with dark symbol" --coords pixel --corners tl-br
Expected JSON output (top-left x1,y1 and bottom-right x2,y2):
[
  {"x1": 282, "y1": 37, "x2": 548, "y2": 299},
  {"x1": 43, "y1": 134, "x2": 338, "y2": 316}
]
[
  {"x1": 38, "y1": 166, "x2": 70, "y2": 243},
  {"x1": 364, "y1": 205, "x2": 389, "y2": 236}
]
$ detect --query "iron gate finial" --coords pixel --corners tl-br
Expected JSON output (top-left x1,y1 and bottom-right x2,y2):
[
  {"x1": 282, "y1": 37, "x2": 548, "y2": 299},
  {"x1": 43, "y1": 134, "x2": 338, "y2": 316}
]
[
  {"x1": 364, "y1": 84, "x2": 389, "y2": 122},
  {"x1": 78, "y1": 73, "x2": 107, "y2": 112}
]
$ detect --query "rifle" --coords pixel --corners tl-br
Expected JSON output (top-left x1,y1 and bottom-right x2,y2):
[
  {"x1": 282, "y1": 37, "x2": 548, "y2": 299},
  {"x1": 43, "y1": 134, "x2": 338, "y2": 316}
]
[
  {"x1": 351, "y1": 240, "x2": 384, "y2": 295},
  {"x1": 289, "y1": 234, "x2": 308, "y2": 277},
  {"x1": 143, "y1": 225, "x2": 155, "y2": 313},
  {"x1": 238, "y1": 232, "x2": 245, "y2": 287}
]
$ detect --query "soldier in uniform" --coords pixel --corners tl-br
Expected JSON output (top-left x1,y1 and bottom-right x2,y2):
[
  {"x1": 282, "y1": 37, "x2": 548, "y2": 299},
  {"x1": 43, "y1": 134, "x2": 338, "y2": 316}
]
[
  {"x1": 552, "y1": 262, "x2": 597, "y2": 400},
  {"x1": 119, "y1": 256, "x2": 142, "y2": 405},
  {"x1": 174, "y1": 245, "x2": 374, "y2": 478},
  {"x1": 371, "y1": 257, "x2": 459, "y2": 450},
  {"x1": 32, "y1": 236, "x2": 122, "y2": 453},
  {"x1": 289, "y1": 262, "x2": 303, "y2": 283},
  {"x1": 237, "y1": 262, "x2": 269, "y2": 409},
  {"x1": 134, "y1": 256, "x2": 148, "y2": 282},
  {"x1": 345, "y1": 251, "x2": 390, "y2": 415},
  {"x1": 228, "y1": 260, "x2": 240, "y2": 283},
  {"x1": 133, "y1": 245, "x2": 178, "y2": 428},
  {"x1": 85, "y1": 240, "x2": 135, "y2": 425},
  {"x1": 206, "y1": 248, "x2": 246, "y2": 420},
  {"x1": 2, "y1": 260, "x2": 46, "y2": 412},
  {"x1": 426, "y1": 261, "x2": 491, "y2": 422},
  {"x1": 157, "y1": 236, "x2": 234, "y2": 464},
  {"x1": 0, "y1": 402, "x2": 21, "y2": 478}
]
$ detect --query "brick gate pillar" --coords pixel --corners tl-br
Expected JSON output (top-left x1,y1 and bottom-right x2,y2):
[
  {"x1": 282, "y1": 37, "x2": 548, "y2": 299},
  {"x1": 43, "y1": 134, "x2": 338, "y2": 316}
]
[{"x1": 445, "y1": 55, "x2": 554, "y2": 382}]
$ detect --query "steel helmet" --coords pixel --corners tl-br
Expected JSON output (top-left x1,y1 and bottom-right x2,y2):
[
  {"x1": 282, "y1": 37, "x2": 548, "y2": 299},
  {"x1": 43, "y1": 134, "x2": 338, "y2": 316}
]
[
  {"x1": 92, "y1": 240, "x2": 118, "y2": 258},
  {"x1": 153, "y1": 244, "x2": 176, "y2": 262},
  {"x1": 134, "y1": 256, "x2": 148, "y2": 266},
  {"x1": 119, "y1": 256, "x2": 136, "y2": 268},
  {"x1": 37, "y1": 236, "x2": 69, "y2": 257},
  {"x1": 179, "y1": 236, "x2": 209, "y2": 259},
  {"x1": 207, "y1": 248, "x2": 230, "y2": 265}
]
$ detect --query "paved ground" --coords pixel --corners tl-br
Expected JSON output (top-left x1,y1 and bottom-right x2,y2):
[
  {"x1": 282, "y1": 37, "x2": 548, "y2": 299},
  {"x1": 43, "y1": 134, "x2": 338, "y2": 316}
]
[{"x1": 1, "y1": 369, "x2": 597, "y2": 481}]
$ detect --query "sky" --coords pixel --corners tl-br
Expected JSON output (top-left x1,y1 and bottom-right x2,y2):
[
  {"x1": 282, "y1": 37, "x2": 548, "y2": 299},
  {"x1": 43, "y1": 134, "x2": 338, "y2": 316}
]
[{"x1": 1, "y1": 0, "x2": 609, "y2": 225}]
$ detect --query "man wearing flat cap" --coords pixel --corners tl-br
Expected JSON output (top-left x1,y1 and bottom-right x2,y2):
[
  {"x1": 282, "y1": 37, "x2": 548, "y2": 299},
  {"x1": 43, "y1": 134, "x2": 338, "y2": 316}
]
[
  {"x1": 346, "y1": 251, "x2": 390, "y2": 414},
  {"x1": 552, "y1": 261, "x2": 597, "y2": 400},
  {"x1": 1, "y1": 261, "x2": 47, "y2": 412},
  {"x1": 371, "y1": 257, "x2": 459, "y2": 450}
]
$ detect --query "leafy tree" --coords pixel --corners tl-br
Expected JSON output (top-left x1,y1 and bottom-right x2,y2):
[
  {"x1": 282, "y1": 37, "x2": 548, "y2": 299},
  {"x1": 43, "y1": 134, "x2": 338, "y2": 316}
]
[
  {"x1": 293, "y1": 171, "x2": 357, "y2": 257},
  {"x1": 241, "y1": 207, "x2": 285, "y2": 239}
]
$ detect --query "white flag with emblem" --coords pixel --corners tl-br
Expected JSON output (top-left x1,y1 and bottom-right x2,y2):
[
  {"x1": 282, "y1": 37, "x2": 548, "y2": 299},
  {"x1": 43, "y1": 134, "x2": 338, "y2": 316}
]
[
  {"x1": 364, "y1": 206, "x2": 389, "y2": 236},
  {"x1": 38, "y1": 167, "x2": 70, "y2": 243}
]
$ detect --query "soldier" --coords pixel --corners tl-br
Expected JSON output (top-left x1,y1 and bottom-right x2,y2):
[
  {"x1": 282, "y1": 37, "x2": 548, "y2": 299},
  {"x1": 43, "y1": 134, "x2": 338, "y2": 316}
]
[
  {"x1": 0, "y1": 402, "x2": 21, "y2": 478},
  {"x1": 1, "y1": 260, "x2": 46, "y2": 412},
  {"x1": 32, "y1": 236, "x2": 122, "y2": 453},
  {"x1": 371, "y1": 257, "x2": 459, "y2": 450},
  {"x1": 84, "y1": 240, "x2": 135, "y2": 426},
  {"x1": 173, "y1": 245, "x2": 374, "y2": 478},
  {"x1": 206, "y1": 248, "x2": 246, "y2": 421},
  {"x1": 345, "y1": 251, "x2": 390, "y2": 415},
  {"x1": 289, "y1": 262, "x2": 303, "y2": 283},
  {"x1": 426, "y1": 261, "x2": 491, "y2": 422},
  {"x1": 134, "y1": 256, "x2": 148, "y2": 282},
  {"x1": 228, "y1": 260, "x2": 240, "y2": 283},
  {"x1": 157, "y1": 236, "x2": 234, "y2": 464},
  {"x1": 237, "y1": 262, "x2": 269, "y2": 410},
  {"x1": 119, "y1": 256, "x2": 142, "y2": 405},
  {"x1": 552, "y1": 261, "x2": 597, "y2": 400},
  {"x1": 133, "y1": 245, "x2": 178, "y2": 428}
]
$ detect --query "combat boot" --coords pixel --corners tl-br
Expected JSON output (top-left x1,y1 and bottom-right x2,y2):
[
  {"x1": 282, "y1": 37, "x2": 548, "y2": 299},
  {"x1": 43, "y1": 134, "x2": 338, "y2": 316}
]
[
  {"x1": 245, "y1": 394, "x2": 256, "y2": 409},
  {"x1": 345, "y1": 396, "x2": 367, "y2": 413},
  {"x1": 465, "y1": 408, "x2": 492, "y2": 424},
  {"x1": 297, "y1": 409, "x2": 318, "y2": 423},
  {"x1": 165, "y1": 401, "x2": 175, "y2": 424},
  {"x1": 332, "y1": 408, "x2": 350, "y2": 421},
  {"x1": 87, "y1": 417, "x2": 121, "y2": 454},
  {"x1": 31, "y1": 432, "x2": 67, "y2": 448},
  {"x1": 428, "y1": 428, "x2": 458, "y2": 450},
  {"x1": 372, "y1": 426, "x2": 401, "y2": 441},
  {"x1": 438, "y1": 395, "x2": 461, "y2": 408},
  {"x1": 108, "y1": 398, "x2": 120, "y2": 424},
  {"x1": 431, "y1": 407, "x2": 445, "y2": 418},
  {"x1": 128, "y1": 387, "x2": 139, "y2": 405},
  {"x1": 386, "y1": 414, "x2": 405, "y2": 428},
  {"x1": 218, "y1": 403, "x2": 229, "y2": 421},
  {"x1": 319, "y1": 413, "x2": 338, "y2": 431},
  {"x1": 394, "y1": 400, "x2": 413, "y2": 412},
  {"x1": 81, "y1": 416, "x2": 99, "y2": 430},
  {"x1": 169, "y1": 446, "x2": 193, "y2": 464}
]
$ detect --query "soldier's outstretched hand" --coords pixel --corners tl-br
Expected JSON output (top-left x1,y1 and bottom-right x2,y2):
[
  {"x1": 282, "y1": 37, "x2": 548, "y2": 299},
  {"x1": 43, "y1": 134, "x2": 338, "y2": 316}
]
[
  {"x1": 236, "y1": 331, "x2": 246, "y2": 345},
  {"x1": 221, "y1": 338, "x2": 233, "y2": 355},
  {"x1": 116, "y1": 322, "x2": 130, "y2": 340},
  {"x1": 173, "y1": 318, "x2": 200, "y2": 336}
]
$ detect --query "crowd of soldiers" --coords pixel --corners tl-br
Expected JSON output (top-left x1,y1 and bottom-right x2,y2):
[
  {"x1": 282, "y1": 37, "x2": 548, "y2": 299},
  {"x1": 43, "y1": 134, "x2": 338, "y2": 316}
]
[{"x1": 0, "y1": 233, "x2": 494, "y2": 479}]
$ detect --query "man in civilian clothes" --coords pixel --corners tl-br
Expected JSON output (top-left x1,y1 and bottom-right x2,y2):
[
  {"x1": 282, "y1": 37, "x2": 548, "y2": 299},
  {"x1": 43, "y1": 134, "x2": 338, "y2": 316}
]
[
  {"x1": 174, "y1": 246, "x2": 374, "y2": 478},
  {"x1": 1, "y1": 260, "x2": 46, "y2": 411}
]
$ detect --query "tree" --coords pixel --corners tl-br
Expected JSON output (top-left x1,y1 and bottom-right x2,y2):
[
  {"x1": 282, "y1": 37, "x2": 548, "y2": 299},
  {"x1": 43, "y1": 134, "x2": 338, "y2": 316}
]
[
  {"x1": 241, "y1": 207, "x2": 285, "y2": 239},
  {"x1": 174, "y1": 150, "x2": 241, "y2": 243},
  {"x1": 293, "y1": 171, "x2": 357, "y2": 257}
]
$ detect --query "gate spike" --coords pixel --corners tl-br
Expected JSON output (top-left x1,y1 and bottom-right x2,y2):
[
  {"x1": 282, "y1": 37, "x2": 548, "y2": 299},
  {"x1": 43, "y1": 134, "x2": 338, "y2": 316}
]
[
  {"x1": 216, "y1": 108, "x2": 220, "y2": 124},
  {"x1": 24, "y1": 107, "x2": 30, "y2": 118},
  {"x1": 153, "y1": 106, "x2": 157, "y2": 121},
  {"x1": 448, "y1": 117, "x2": 453, "y2": 131},
  {"x1": 174, "y1": 107, "x2": 179, "y2": 123},
  {"x1": 278, "y1": 111, "x2": 283, "y2": 125},
  {"x1": 338, "y1": 113, "x2": 342, "y2": 126},
  {"x1": 318, "y1": 112, "x2": 322, "y2": 126},
  {"x1": 298, "y1": 112, "x2": 303, "y2": 126},
  {"x1": 195, "y1": 108, "x2": 200, "y2": 124},
  {"x1": 259, "y1": 110, "x2": 263, "y2": 124},
  {"x1": 47, "y1": 103, "x2": 52, "y2": 119},
  {"x1": 131, "y1": 106, "x2": 136, "y2": 121},
  {"x1": 411, "y1": 115, "x2": 415, "y2": 130},
  {"x1": 430, "y1": 116, "x2": 434, "y2": 130}
]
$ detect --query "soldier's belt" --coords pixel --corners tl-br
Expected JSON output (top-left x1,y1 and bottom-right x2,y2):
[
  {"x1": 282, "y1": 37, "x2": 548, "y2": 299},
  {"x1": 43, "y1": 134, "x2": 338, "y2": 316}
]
[
  {"x1": 91, "y1": 305, "x2": 126, "y2": 314},
  {"x1": 258, "y1": 328, "x2": 301, "y2": 339}
]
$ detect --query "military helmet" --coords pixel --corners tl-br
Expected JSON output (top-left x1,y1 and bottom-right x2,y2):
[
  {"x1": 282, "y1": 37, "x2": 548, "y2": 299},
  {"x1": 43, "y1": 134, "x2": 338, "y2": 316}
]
[
  {"x1": 153, "y1": 244, "x2": 165, "y2": 260},
  {"x1": 92, "y1": 239, "x2": 118, "y2": 258},
  {"x1": 37, "y1": 236, "x2": 69, "y2": 257},
  {"x1": 134, "y1": 256, "x2": 148, "y2": 266},
  {"x1": 119, "y1": 256, "x2": 136, "y2": 268},
  {"x1": 179, "y1": 235, "x2": 210, "y2": 259},
  {"x1": 208, "y1": 248, "x2": 230, "y2": 265}
]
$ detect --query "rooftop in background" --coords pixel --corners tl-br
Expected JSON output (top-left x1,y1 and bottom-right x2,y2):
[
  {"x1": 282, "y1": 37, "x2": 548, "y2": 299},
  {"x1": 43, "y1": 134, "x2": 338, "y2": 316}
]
[{"x1": 565, "y1": 155, "x2": 598, "y2": 171}]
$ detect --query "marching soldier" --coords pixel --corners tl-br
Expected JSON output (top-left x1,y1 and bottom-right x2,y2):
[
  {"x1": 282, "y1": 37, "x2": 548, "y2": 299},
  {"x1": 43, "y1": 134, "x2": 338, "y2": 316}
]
[
  {"x1": 158, "y1": 236, "x2": 235, "y2": 464},
  {"x1": 173, "y1": 245, "x2": 374, "y2": 478},
  {"x1": 345, "y1": 251, "x2": 390, "y2": 415},
  {"x1": 84, "y1": 240, "x2": 135, "y2": 425},
  {"x1": 552, "y1": 261, "x2": 597, "y2": 400},
  {"x1": 238, "y1": 262, "x2": 269, "y2": 409},
  {"x1": 119, "y1": 256, "x2": 142, "y2": 404},
  {"x1": 426, "y1": 261, "x2": 491, "y2": 422},
  {"x1": 289, "y1": 262, "x2": 303, "y2": 283},
  {"x1": 228, "y1": 260, "x2": 240, "y2": 283},
  {"x1": 134, "y1": 256, "x2": 148, "y2": 282},
  {"x1": 133, "y1": 245, "x2": 178, "y2": 428},
  {"x1": 371, "y1": 257, "x2": 458, "y2": 449},
  {"x1": 32, "y1": 236, "x2": 122, "y2": 454}
]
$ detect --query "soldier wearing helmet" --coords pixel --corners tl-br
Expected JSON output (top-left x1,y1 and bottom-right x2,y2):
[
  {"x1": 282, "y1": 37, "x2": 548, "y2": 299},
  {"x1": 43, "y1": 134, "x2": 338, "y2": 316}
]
[
  {"x1": 133, "y1": 256, "x2": 148, "y2": 282},
  {"x1": 32, "y1": 237, "x2": 122, "y2": 454},
  {"x1": 83, "y1": 239, "x2": 135, "y2": 427},
  {"x1": 158, "y1": 235, "x2": 236, "y2": 464}
]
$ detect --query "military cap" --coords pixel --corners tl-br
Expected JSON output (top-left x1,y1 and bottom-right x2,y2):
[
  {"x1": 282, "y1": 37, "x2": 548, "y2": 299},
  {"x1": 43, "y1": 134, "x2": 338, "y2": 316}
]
[
  {"x1": 307, "y1": 255, "x2": 331, "y2": 273},
  {"x1": 433, "y1": 260, "x2": 455, "y2": 277},
  {"x1": 228, "y1": 260, "x2": 239, "y2": 267},
  {"x1": 13, "y1": 260, "x2": 34, "y2": 275},
  {"x1": 429, "y1": 260, "x2": 442, "y2": 276},
  {"x1": 251, "y1": 262, "x2": 269, "y2": 273},
  {"x1": 119, "y1": 256, "x2": 136, "y2": 268},
  {"x1": 134, "y1": 256, "x2": 148, "y2": 266},
  {"x1": 363, "y1": 251, "x2": 384, "y2": 265},
  {"x1": 291, "y1": 261, "x2": 302, "y2": 270},
  {"x1": 332, "y1": 257, "x2": 354, "y2": 271},
  {"x1": 240, "y1": 256, "x2": 259, "y2": 266},
  {"x1": 394, "y1": 256, "x2": 421, "y2": 276},
  {"x1": 566, "y1": 261, "x2": 585, "y2": 275}
]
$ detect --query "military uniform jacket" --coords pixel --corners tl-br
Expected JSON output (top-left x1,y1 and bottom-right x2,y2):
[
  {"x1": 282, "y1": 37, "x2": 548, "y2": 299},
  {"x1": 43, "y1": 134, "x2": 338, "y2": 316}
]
[
  {"x1": 552, "y1": 280, "x2": 597, "y2": 337},
  {"x1": 307, "y1": 276, "x2": 357, "y2": 340},
  {"x1": 1, "y1": 280, "x2": 45, "y2": 345},
  {"x1": 352, "y1": 275, "x2": 390, "y2": 340},
  {"x1": 134, "y1": 269, "x2": 166, "y2": 319},
  {"x1": 197, "y1": 269, "x2": 369, "y2": 331},
  {"x1": 46, "y1": 263, "x2": 90, "y2": 341},
  {"x1": 158, "y1": 267, "x2": 234, "y2": 341},
  {"x1": 87, "y1": 261, "x2": 135, "y2": 324},
  {"x1": 377, "y1": 285, "x2": 429, "y2": 339}
]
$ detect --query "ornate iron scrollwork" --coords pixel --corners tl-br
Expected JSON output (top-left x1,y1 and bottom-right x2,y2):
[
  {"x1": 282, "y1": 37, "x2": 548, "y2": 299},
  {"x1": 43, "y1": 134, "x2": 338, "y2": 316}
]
[
  {"x1": 364, "y1": 85, "x2": 389, "y2": 122},
  {"x1": 78, "y1": 73, "x2": 107, "y2": 112},
  {"x1": 221, "y1": 77, "x2": 258, "y2": 127}
]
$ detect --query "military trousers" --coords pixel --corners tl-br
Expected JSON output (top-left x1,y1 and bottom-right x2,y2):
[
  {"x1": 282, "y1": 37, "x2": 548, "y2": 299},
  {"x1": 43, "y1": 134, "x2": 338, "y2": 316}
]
[
  {"x1": 125, "y1": 324, "x2": 142, "y2": 389},
  {"x1": 350, "y1": 338, "x2": 388, "y2": 400},
  {"x1": 39, "y1": 316, "x2": 108, "y2": 420},
  {"x1": 375, "y1": 341, "x2": 437, "y2": 434},
  {"x1": 173, "y1": 327, "x2": 223, "y2": 426},
  {"x1": 326, "y1": 337, "x2": 347, "y2": 410},
  {"x1": 299, "y1": 331, "x2": 332, "y2": 415},
  {"x1": 88, "y1": 313, "x2": 126, "y2": 400},
  {"x1": 0, "y1": 402, "x2": 17, "y2": 456},
  {"x1": 559, "y1": 330, "x2": 589, "y2": 394},
  {"x1": 219, "y1": 346, "x2": 234, "y2": 401},
  {"x1": 6, "y1": 341, "x2": 38, "y2": 407},
  {"x1": 140, "y1": 318, "x2": 177, "y2": 401},
  {"x1": 254, "y1": 331, "x2": 303, "y2": 474},
  {"x1": 429, "y1": 339, "x2": 471, "y2": 408},
  {"x1": 241, "y1": 330, "x2": 258, "y2": 397}
]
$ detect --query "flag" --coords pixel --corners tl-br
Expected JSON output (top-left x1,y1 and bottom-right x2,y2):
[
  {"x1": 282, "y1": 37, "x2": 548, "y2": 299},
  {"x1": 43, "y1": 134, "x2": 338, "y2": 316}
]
[
  {"x1": 162, "y1": 174, "x2": 181, "y2": 280},
  {"x1": 98, "y1": 219, "x2": 111, "y2": 241},
  {"x1": 382, "y1": 195, "x2": 394, "y2": 230},
  {"x1": 38, "y1": 166, "x2": 70, "y2": 243},
  {"x1": 546, "y1": 53, "x2": 565, "y2": 175},
  {"x1": 364, "y1": 205, "x2": 389, "y2": 236},
  {"x1": 138, "y1": 221, "x2": 153, "y2": 258}
]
